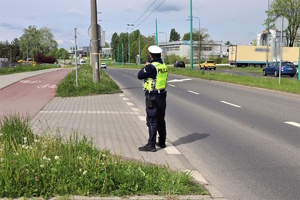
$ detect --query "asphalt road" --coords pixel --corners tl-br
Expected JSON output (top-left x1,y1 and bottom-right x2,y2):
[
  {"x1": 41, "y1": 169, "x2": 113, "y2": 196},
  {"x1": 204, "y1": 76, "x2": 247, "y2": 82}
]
[{"x1": 105, "y1": 68, "x2": 300, "y2": 200}]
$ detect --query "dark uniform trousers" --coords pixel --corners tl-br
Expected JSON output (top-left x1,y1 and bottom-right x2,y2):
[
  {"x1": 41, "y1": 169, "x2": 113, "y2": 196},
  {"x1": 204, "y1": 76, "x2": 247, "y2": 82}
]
[{"x1": 145, "y1": 92, "x2": 167, "y2": 145}]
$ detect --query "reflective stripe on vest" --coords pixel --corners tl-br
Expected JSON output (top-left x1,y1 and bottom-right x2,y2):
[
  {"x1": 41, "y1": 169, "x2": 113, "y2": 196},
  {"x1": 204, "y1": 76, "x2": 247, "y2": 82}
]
[{"x1": 143, "y1": 62, "x2": 168, "y2": 92}]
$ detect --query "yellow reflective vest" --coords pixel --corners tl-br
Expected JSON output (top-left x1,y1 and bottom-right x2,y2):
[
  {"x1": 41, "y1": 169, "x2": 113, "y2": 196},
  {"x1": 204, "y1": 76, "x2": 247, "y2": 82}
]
[{"x1": 143, "y1": 62, "x2": 168, "y2": 92}]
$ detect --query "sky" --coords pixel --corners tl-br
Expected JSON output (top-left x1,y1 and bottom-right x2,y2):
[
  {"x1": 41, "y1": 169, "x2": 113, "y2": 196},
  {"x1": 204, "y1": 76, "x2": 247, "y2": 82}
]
[{"x1": 0, "y1": 0, "x2": 269, "y2": 49}]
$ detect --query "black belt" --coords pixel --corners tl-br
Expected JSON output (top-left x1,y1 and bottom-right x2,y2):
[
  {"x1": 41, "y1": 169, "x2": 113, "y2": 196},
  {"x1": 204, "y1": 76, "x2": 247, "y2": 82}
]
[{"x1": 147, "y1": 89, "x2": 166, "y2": 94}]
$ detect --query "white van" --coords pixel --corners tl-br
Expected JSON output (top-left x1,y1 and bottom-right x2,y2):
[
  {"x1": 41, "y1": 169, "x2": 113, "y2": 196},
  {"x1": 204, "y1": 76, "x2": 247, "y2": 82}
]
[{"x1": 80, "y1": 59, "x2": 85, "y2": 65}]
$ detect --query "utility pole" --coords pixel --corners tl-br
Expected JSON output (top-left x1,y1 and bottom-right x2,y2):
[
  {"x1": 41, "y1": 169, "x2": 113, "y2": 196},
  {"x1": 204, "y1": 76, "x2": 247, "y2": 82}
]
[
  {"x1": 190, "y1": 0, "x2": 193, "y2": 70},
  {"x1": 266, "y1": 0, "x2": 270, "y2": 67},
  {"x1": 159, "y1": 32, "x2": 167, "y2": 64},
  {"x1": 139, "y1": 30, "x2": 141, "y2": 65},
  {"x1": 155, "y1": 19, "x2": 158, "y2": 45},
  {"x1": 90, "y1": 0, "x2": 100, "y2": 82},
  {"x1": 74, "y1": 28, "x2": 78, "y2": 87}
]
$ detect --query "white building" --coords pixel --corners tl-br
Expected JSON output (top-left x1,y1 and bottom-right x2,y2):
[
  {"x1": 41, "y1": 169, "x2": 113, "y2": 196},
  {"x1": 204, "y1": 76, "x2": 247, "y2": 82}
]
[{"x1": 158, "y1": 40, "x2": 228, "y2": 62}]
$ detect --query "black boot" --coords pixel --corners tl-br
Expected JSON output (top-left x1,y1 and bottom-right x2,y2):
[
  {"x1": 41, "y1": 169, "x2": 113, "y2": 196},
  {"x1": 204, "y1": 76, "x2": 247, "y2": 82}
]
[
  {"x1": 138, "y1": 144, "x2": 156, "y2": 152},
  {"x1": 156, "y1": 142, "x2": 166, "y2": 148}
]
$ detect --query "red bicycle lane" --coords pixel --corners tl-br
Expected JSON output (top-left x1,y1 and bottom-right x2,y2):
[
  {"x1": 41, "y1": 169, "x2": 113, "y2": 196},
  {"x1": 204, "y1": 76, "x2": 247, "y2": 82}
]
[{"x1": 0, "y1": 68, "x2": 72, "y2": 120}]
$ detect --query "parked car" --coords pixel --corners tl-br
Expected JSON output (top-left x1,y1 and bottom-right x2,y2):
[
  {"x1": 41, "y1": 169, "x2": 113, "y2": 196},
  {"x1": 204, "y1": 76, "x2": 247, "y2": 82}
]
[
  {"x1": 262, "y1": 61, "x2": 297, "y2": 77},
  {"x1": 9, "y1": 63, "x2": 16, "y2": 68},
  {"x1": 200, "y1": 60, "x2": 216, "y2": 70},
  {"x1": 100, "y1": 63, "x2": 106, "y2": 69},
  {"x1": 174, "y1": 60, "x2": 185, "y2": 68}
]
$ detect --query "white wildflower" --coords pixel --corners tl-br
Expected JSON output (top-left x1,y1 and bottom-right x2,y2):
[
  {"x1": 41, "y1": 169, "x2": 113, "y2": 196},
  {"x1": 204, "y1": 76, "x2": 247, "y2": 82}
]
[
  {"x1": 40, "y1": 164, "x2": 44, "y2": 168},
  {"x1": 43, "y1": 156, "x2": 47, "y2": 160},
  {"x1": 0, "y1": 133, "x2": 2, "y2": 136},
  {"x1": 0, "y1": 158, "x2": 4, "y2": 162},
  {"x1": 55, "y1": 156, "x2": 59, "y2": 160},
  {"x1": 83, "y1": 170, "x2": 87, "y2": 175},
  {"x1": 78, "y1": 156, "x2": 82, "y2": 160},
  {"x1": 79, "y1": 169, "x2": 82, "y2": 172}
]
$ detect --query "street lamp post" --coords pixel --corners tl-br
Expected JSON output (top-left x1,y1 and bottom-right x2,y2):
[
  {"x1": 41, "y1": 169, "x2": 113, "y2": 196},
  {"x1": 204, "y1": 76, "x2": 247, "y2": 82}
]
[
  {"x1": 187, "y1": 16, "x2": 200, "y2": 68},
  {"x1": 159, "y1": 32, "x2": 167, "y2": 64},
  {"x1": 127, "y1": 24, "x2": 134, "y2": 66},
  {"x1": 298, "y1": 34, "x2": 300, "y2": 81},
  {"x1": 189, "y1": 0, "x2": 193, "y2": 70}
]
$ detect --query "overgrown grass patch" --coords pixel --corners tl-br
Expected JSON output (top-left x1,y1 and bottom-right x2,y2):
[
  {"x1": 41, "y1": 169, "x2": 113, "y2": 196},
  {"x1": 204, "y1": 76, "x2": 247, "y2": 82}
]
[
  {"x1": 0, "y1": 115, "x2": 208, "y2": 199},
  {"x1": 56, "y1": 65, "x2": 121, "y2": 97},
  {"x1": 0, "y1": 64, "x2": 60, "y2": 76}
]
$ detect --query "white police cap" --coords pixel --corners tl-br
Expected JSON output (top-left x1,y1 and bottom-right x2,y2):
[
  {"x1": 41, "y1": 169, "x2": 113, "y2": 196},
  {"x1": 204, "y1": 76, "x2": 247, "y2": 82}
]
[{"x1": 148, "y1": 45, "x2": 162, "y2": 54}]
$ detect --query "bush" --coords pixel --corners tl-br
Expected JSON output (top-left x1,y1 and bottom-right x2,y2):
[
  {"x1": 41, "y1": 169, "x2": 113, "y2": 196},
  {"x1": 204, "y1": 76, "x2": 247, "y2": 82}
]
[
  {"x1": 34, "y1": 53, "x2": 56, "y2": 64},
  {"x1": 167, "y1": 54, "x2": 188, "y2": 65}
]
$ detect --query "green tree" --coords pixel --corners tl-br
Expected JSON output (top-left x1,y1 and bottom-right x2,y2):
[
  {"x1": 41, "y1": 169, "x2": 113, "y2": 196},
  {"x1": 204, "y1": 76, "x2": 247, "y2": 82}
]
[
  {"x1": 169, "y1": 28, "x2": 180, "y2": 42},
  {"x1": 19, "y1": 26, "x2": 58, "y2": 60},
  {"x1": 225, "y1": 41, "x2": 232, "y2": 46},
  {"x1": 182, "y1": 28, "x2": 214, "y2": 61},
  {"x1": 55, "y1": 48, "x2": 70, "y2": 59},
  {"x1": 265, "y1": 0, "x2": 300, "y2": 47},
  {"x1": 111, "y1": 32, "x2": 119, "y2": 62}
]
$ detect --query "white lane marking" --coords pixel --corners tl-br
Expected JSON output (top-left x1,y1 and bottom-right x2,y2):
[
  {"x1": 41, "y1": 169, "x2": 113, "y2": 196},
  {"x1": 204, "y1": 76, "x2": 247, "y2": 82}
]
[
  {"x1": 188, "y1": 90, "x2": 199, "y2": 95},
  {"x1": 40, "y1": 111, "x2": 139, "y2": 115},
  {"x1": 126, "y1": 102, "x2": 134, "y2": 106},
  {"x1": 168, "y1": 78, "x2": 192, "y2": 83},
  {"x1": 168, "y1": 84, "x2": 176, "y2": 87},
  {"x1": 122, "y1": 97, "x2": 130, "y2": 101},
  {"x1": 119, "y1": 94, "x2": 125, "y2": 97},
  {"x1": 131, "y1": 107, "x2": 141, "y2": 112},
  {"x1": 285, "y1": 122, "x2": 300, "y2": 128},
  {"x1": 164, "y1": 144, "x2": 181, "y2": 155},
  {"x1": 221, "y1": 101, "x2": 241, "y2": 108},
  {"x1": 138, "y1": 116, "x2": 146, "y2": 121}
]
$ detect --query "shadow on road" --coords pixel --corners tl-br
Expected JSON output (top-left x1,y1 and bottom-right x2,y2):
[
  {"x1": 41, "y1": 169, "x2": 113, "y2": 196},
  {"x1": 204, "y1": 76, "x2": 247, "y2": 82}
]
[{"x1": 172, "y1": 133, "x2": 209, "y2": 146}]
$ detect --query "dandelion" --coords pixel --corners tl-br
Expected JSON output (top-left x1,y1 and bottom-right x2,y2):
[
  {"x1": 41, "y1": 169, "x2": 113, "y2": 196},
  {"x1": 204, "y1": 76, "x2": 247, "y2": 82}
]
[
  {"x1": 161, "y1": 178, "x2": 164, "y2": 181},
  {"x1": 55, "y1": 156, "x2": 59, "y2": 160},
  {"x1": 78, "y1": 156, "x2": 82, "y2": 160},
  {"x1": 83, "y1": 170, "x2": 87, "y2": 175}
]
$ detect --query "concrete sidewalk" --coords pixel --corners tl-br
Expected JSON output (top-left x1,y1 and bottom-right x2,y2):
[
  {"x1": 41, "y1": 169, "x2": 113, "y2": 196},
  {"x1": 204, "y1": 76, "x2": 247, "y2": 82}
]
[{"x1": 1, "y1": 69, "x2": 225, "y2": 200}]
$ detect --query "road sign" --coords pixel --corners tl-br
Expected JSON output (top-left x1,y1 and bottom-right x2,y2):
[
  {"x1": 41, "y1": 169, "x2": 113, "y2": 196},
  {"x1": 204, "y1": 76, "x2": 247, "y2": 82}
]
[{"x1": 275, "y1": 17, "x2": 289, "y2": 31}]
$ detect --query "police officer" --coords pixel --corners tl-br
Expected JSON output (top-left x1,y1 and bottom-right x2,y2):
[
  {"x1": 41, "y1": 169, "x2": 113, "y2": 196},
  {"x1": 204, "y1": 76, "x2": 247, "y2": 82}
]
[{"x1": 137, "y1": 45, "x2": 168, "y2": 152}]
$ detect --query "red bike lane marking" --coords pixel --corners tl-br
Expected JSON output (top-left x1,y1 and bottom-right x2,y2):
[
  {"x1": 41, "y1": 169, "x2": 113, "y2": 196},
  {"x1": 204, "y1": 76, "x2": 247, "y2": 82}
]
[{"x1": 0, "y1": 68, "x2": 72, "y2": 120}]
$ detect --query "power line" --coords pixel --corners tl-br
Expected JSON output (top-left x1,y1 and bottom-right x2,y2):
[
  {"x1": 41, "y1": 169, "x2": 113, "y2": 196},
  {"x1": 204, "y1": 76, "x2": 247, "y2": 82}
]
[
  {"x1": 133, "y1": 0, "x2": 157, "y2": 25},
  {"x1": 133, "y1": 0, "x2": 166, "y2": 30}
]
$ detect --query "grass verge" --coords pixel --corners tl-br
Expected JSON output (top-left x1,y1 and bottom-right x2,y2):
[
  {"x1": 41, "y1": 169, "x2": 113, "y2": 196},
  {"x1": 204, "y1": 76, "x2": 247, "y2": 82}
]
[
  {"x1": 0, "y1": 115, "x2": 208, "y2": 199},
  {"x1": 56, "y1": 65, "x2": 121, "y2": 97},
  {"x1": 0, "y1": 64, "x2": 60, "y2": 76}
]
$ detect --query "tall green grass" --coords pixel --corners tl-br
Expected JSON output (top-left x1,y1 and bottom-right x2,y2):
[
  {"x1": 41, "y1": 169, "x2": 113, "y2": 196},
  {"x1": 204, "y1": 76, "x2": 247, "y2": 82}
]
[
  {"x1": 56, "y1": 65, "x2": 121, "y2": 97},
  {"x1": 0, "y1": 115, "x2": 208, "y2": 199}
]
